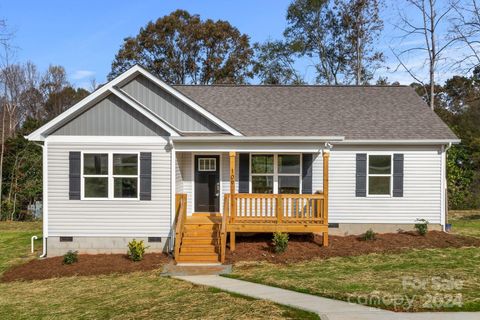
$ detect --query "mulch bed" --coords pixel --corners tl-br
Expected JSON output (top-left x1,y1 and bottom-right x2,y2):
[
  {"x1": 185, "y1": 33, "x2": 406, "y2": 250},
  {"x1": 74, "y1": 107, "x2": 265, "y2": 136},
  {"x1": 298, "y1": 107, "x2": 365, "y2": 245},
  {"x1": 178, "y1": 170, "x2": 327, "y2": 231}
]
[
  {"x1": 226, "y1": 231, "x2": 480, "y2": 264},
  {"x1": 1, "y1": 253, "x2": 170, "y2": 282}
]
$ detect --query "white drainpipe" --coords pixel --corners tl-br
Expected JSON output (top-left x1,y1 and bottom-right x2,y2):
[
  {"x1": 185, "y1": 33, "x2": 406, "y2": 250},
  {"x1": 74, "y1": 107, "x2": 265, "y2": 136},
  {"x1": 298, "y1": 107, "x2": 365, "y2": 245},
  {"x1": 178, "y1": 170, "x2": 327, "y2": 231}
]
[{"x1": 33, "y1": 140, "x2": 48, "y2": 258}]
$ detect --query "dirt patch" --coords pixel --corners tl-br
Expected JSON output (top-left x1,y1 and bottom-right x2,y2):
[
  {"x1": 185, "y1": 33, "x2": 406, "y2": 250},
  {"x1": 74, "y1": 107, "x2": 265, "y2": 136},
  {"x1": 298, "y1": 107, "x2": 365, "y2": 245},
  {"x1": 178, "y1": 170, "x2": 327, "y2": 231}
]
[
  {"x1": 226, "y1": 231, "x2": 480, "y2": 264},
  {"x1": 1, "y1": 253, "x2": 170, "y2": 282}
]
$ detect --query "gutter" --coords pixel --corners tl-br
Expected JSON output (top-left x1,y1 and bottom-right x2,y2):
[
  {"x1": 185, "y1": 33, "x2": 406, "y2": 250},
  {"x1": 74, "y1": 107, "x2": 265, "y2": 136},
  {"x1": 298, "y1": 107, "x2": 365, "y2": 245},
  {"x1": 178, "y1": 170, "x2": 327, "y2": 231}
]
[{"x1": 171, "y1": 136, "x2": 345, "y2": 143}]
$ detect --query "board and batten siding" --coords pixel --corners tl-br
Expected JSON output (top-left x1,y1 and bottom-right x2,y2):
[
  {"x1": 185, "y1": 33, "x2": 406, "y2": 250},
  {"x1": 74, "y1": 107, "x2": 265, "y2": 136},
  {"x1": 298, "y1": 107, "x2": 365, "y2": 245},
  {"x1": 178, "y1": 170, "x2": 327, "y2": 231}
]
[
  {"x1": 52, "y1": 95, "x2": 168, "y2": 136},
  {"x1": 47, "y1": 140, "x2": 172, "y2": 237},
  {"x1": 320, "y1": 145, "x2": 443, "y2": 224},
  {"x1": 121, "y1": 75, "x2": 224, "y2": 133}
]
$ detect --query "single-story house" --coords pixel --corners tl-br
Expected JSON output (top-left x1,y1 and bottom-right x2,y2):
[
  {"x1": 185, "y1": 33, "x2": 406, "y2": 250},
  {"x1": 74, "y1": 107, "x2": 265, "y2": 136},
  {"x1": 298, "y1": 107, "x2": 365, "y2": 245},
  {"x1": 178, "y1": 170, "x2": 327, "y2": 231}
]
[{"x1": 27, "y1": 65, "x2": 459, "y2": 263}]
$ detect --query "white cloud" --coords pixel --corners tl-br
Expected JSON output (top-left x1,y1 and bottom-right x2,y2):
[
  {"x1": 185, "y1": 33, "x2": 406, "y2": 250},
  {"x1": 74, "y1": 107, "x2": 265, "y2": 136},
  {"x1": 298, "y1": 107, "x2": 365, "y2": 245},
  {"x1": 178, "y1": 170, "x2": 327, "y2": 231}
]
[{"x1": 71, "y1": 70, "x2": 95, "y2": 80}]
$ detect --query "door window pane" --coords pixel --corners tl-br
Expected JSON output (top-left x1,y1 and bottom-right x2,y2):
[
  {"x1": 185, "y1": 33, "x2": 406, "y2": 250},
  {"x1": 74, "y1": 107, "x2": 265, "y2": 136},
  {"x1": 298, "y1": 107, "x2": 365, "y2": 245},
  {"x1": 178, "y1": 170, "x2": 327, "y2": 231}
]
[
  {"x1": 83, "y1": 154, "x2": 108, "y2": 175},
  {"x1": 368, "y1": 176, "x2": 390, "y2": 195},
  {"x1": 198, "y1": 158, "x2": 216, "y2": 172},
  {"x1": 252, "y1": 176, "x2": 274, "y2": 194},
  {"x1": 84, "y1": 177, "x2": 108, "y2": 198},
  {"x1": 114, "y1": 177, "x2": 138, "y2": 198},
  {"x1": 279, "y1": 176, "x2": 300, "y2": 194},
  {"x1": 252, "y1": 155, "x2": 274, "y2": 174},
  {"x1": 369, "y1": 155, "x2": 391, "y2": 174},
  {"x1": 278, "y1": 155, "x2": 300, "y2": 174},
  {"x1": 113, "y1": 154, "x2": 138, "y2": 175}
]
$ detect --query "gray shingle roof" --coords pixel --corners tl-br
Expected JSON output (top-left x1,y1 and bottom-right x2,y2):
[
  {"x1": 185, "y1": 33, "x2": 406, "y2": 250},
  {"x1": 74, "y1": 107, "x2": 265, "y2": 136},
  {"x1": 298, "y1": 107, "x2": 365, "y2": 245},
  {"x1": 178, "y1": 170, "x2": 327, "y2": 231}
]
[{"x1": 173, "y1": 85, "x2": 457, "y2": 140}]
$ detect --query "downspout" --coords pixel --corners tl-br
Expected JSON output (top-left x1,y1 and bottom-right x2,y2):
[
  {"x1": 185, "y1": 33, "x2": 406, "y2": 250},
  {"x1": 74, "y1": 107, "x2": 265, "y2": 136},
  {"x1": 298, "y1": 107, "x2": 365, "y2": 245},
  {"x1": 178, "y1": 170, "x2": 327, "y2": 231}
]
[
  {"x1": 33, "y1": 140, "x2": 48, "y2": 258},
  {"x1": 168, "y1": 137, "x2": 176, "y2": 253},
  {"x1": 443, "y1": 142, "x2": 452, "y2": 231}
]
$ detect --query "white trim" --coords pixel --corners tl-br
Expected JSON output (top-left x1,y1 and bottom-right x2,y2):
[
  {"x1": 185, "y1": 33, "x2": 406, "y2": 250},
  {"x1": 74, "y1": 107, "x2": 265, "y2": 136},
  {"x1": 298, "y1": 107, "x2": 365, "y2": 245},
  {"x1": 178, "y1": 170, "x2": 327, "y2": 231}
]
[
  {"x1": 249, "y1": 153, "x2": 302, "y2": 194},
  {"x1": 26, "y1": 65, "x2": 242, "y2": 141},
  {"x1": 80, "y1": 151, "x2": 140, "y2": 200},
  {"x1": 133, "y1": 65, "x2": 243, "y2": 136},
  {"x1": 109, "y1": 87, "x2": 180, "y2": 136},
  {"x1": 46, "y1": 136, "x2": 168, "y2": 143},
  {"x1": 191, "y1": 152, "x2": 222, "y2": 213},
  {"x1": 366, "y1": 153, "x2": 393, "y2": 198},
  {"x1": 339, "y1": 139, "x2": 460, "y2": 145}
]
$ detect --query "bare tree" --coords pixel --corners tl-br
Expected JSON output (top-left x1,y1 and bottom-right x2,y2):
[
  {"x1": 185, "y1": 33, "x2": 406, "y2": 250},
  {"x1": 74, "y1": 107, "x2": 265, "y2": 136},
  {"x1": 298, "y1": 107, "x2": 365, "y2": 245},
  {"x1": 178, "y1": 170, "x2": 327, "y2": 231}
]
[
  {"x1": 392, "y1": 0, "x2": 457, "y2": 110},
  {"x1": 450, "y1": 0, "x2": 480, "y2": 73}
]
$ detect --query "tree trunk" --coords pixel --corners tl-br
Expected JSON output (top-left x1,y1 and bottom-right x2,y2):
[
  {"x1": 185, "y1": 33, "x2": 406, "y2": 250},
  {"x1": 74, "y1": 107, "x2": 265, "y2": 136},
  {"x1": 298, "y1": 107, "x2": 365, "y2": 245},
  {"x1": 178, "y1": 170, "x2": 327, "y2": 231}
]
[
  {"x1": 429, "y1": 0, "x2": 436, "y2": 111},
  {"x1": 0, "y1": 108, "x2": 5, "y2": 220}
]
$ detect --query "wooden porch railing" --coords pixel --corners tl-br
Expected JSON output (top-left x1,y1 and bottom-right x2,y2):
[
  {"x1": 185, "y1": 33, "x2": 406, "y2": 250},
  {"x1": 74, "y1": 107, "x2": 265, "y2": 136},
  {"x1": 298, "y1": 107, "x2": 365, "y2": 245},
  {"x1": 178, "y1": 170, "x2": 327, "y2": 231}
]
[
  {"x1": 220, "y1": 194, "x2": 229, "y2": 263},
  {"x1": 228, "y1": 193, "x2": 327, "y2": 225},
  {"x1": 174, "y1": 193, "x2": 187, "y2": 258}
]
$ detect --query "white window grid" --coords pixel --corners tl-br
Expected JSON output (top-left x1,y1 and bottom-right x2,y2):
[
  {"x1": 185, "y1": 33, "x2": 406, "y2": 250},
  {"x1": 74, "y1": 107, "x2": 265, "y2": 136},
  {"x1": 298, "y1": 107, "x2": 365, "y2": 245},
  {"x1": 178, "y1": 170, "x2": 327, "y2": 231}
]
[
  {"x1": 249, "y1": 153, "x2": 302, "y2": 194},
  {"x1": 81, "y1": 152, "x2": 140, "y2": 200},
  {"x1": 198, "y1": 157, "x2": 217, "y2": 172},
  {"x1": 367, "y1": 154, "x2": 393, "y2": 197}
]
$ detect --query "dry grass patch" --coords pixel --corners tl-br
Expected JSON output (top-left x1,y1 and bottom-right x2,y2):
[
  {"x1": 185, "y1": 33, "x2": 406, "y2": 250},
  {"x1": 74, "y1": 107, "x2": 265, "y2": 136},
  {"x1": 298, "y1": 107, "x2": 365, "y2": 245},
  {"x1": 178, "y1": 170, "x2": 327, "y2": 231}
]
[
  {"x1": 0, "y1": 221, "x2": 42, "y2": 275},
  {"x1": 450, "y1": 210, "x2": 480, "y2": 238},
  {"x1": 0, "y1": 270, "x2": 318, "y2": 320},
  {"x1": 229, "y1": 247, "x2": 480, "y2": 312}
]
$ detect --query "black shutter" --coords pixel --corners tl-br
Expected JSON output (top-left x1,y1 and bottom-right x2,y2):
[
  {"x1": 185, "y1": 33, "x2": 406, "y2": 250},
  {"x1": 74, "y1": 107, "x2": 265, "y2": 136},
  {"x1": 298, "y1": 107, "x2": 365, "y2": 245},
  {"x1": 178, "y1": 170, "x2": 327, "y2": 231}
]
[
  {"x1": 69, "y1": 151, "x2": 81, "y2": 200},
  {"x1": 140, "y1": 152, "x2": 152, "y2": 200},
  {"x1": 356, "y1": 153, "x2": 367, "y2": 197},
  {"x1": 393, "y1": 154, "x2": 404, "y2": 197},
  {"x1": 238, "y1": 153, "x2": 249, "y2": 193},
  {"x1": 302, "y1": 154, "x2": 313, "y2": 194}
]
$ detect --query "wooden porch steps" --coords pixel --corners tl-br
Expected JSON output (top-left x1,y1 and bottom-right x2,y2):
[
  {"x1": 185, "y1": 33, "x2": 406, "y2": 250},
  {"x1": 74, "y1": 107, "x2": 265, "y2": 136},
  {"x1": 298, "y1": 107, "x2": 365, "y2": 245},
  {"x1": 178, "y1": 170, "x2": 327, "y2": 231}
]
[{"x1": 176, "y1": 215, "x2": 222, "y2": 263}]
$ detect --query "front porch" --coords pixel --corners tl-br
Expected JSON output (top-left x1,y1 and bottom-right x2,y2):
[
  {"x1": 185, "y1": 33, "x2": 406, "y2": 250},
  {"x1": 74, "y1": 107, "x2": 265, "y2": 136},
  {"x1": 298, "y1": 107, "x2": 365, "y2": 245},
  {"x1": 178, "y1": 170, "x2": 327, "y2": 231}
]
[{"x1": 173, "y1": 150, "x2": 330, "y2": 264}]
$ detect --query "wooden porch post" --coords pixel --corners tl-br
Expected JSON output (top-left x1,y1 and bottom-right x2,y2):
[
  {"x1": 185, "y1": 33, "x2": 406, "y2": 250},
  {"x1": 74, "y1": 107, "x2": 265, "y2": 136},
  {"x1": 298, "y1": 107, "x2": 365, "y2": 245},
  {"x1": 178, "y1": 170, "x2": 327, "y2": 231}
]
[
  {"x1": 323, "y1": 149, "x2": 330, "y2": 246},
  {"x1": 229, "y1": 152, "x2": 236, "y2": 251}
]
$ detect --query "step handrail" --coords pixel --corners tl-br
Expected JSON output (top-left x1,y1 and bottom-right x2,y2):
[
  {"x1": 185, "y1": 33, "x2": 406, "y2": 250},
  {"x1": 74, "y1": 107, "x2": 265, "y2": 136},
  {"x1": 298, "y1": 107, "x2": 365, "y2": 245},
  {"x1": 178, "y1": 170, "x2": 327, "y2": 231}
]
[{"x1": 174, "y1": 194, "x2": 187, "y2": 258}]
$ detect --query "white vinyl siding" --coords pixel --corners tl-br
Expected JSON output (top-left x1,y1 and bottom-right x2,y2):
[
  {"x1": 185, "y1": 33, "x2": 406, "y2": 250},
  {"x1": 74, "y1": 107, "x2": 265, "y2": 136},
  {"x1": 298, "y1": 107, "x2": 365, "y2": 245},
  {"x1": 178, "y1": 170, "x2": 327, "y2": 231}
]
[
  {"x1": 47, "y1": 139, "x2": 171, "y2": 237},
  {"x1": 323, "y1": 145, "x2": 442, "y2": 224}
]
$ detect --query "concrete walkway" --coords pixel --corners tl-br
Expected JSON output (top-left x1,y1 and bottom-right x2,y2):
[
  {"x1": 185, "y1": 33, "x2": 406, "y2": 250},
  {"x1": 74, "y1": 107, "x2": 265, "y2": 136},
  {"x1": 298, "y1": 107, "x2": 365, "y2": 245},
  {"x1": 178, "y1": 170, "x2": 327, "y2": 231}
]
[{"x1": 175, "y1": 275, "x2": 480, "y2": 320}]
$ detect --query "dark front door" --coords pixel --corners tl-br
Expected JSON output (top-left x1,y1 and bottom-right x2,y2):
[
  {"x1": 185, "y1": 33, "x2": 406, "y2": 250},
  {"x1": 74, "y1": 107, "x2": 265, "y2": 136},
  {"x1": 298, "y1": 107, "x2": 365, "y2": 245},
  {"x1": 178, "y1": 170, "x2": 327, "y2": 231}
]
[{"x1": 194, "y1": 155, "x2": 220, "y2": 212}]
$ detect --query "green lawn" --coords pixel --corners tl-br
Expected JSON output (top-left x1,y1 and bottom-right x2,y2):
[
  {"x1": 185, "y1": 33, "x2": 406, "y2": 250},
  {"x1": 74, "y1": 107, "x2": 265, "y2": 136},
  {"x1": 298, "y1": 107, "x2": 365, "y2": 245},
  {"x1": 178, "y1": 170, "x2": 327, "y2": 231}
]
[
  {"x1": 0, "y1": 222, "x2": 318, "y2": 320},
  {"x1": 229, "y1": 247, "x2": 480, "y2": 312},
  {"x1": 450, "y1": 210, "x2": 480, "y2": 238},
  {"x1": 0, "y1": 221, "x2": 42, "y2": 275}
]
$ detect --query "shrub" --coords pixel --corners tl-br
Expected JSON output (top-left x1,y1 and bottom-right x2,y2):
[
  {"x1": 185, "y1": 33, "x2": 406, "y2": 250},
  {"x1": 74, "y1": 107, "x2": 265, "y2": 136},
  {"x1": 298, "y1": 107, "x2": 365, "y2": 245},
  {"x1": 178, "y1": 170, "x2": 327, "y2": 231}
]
[
  {"x1": 63, "y1": 250, "x2": 78, "y2": 265},
  {"x1": 415, "y1": 219, "x2": 429, "y2": 236},
  {"x1": 127, "y1": 239, "x2": 148, "y2": 261},
  {"x1": 362, "y1": 229, "x2": 376, "y2": 241},
  {"x1": 272, "y1": 232, "x2": 289, "y2": 253}
]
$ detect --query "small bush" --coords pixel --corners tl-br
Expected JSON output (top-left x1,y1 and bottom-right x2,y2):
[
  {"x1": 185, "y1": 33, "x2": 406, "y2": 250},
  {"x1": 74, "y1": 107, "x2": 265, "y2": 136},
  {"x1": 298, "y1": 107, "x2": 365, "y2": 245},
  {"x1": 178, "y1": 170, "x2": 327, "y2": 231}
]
[
  {"x1": 362, "y1": 229, "x2": 376, "y2": 241},
  {"x1": 127, "y1": 239, "x2": 148, "y2": 261},
  {"x1": 63, "y1": 250, "x2": 78, "y2": 265},
  {"x1": 272, "y1": 232, "x2": 289, "y2": 253},
  {"x1": 415, "y1": 219, "x2": 429, "y2": 236}
]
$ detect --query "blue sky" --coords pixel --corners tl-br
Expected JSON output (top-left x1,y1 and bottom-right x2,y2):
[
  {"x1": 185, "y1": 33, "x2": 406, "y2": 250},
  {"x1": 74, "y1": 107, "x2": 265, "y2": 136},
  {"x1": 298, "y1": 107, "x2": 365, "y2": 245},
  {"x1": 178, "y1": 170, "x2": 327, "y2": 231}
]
[{"x1": 1, "y1": 0, "x2": 460, "y2": 88}]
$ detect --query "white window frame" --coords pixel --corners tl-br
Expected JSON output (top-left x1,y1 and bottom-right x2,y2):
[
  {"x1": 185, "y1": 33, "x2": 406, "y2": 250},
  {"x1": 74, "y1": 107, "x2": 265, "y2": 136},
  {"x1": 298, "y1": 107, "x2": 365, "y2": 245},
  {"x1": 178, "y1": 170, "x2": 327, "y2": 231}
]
[
  {"x1": 367, "y1": 153, "x2": 393, "y2": 197},
  {"x1": 249, "y1": 153, "x2": 302, "y2": 194},
  {"x1": 198, "y1": 157, "x2": 217, "y2": 172},
  {"x1": 81, "y1": 151, "x2": 140, "y2": 200}
]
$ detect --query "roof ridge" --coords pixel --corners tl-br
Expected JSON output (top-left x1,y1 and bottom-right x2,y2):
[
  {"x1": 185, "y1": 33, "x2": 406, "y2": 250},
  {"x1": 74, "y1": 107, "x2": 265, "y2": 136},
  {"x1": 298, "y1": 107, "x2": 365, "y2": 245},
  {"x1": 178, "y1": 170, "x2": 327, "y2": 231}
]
[{"x1": 171, "y1": 84, "x2": 409, "y2": 88}]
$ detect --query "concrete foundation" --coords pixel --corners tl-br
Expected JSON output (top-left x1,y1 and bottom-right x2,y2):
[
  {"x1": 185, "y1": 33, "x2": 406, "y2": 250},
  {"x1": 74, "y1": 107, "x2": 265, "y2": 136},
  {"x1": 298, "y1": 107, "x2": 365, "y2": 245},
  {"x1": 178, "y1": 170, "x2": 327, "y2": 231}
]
[
  {"x1": 47, "y1": 236, "x2": 170, "y2": 257},
  {"x1": 327, "y1": 223, "x2": 443, "y2": 236}
]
